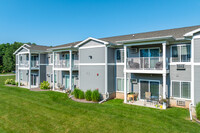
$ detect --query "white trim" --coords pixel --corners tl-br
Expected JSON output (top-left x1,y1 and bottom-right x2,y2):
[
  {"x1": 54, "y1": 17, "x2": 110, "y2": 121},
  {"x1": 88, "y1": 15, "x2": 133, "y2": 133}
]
[
  {"x1": 38, "y1": 53, "x2": 40, "y2": 86},
  {"x1": 184, "y1": 28, "x2": 200, "y2": 37},
  {"x1": 18, "y1": 67, "x2": 29, "y2": 70},
  {"x1": 169, "y1": 62, "x2": 191, "y2": 65},
  {"x1": 14, "y1": 44, "x2": 30, "y2": 55},
  {"x1": 170, "y1": 80, "x2": 191, "y2": 100},
  {"x1": 124, "y1": 46, "x2": 127, "y2": 103},
  {"x1": 105, "y1": 46, "x2": 108, "y2": 94},
  {"x1": 28, "y1": 52, "x2": 31, "y2": 89},
  {"x1": 74, "y1": 37, "x2": 109, "y2": 48},
  {"x1": 124, "y1": 41, "x2": 167, "y2": 47},
  {"x1": 53, "y1": 52, "x2": 55, "y2": 90},
  {"x1": 79, "y1": 45, "x2": 105, "y2": 49},
  {"x1": 191, "y1": 38, "x2": 194, "y2": 105},
  {"x1": 78, "y1": 63, "x2": 105, "y2": 66},
  {"x1": 125, "y1": 69, "x2": 167, "y2": 74},
  {"x1": 24, "y1": 44, "x2": 31, "y2": 47},
  {"x1": 107, "y1": 63, "x2": 124, "y2": 65},
  {"x1": 139, "y1": 79, "x2": 160, "y2": 100},
  {"x1": 16, "y1": 51, "x2": 29, "y2": 55},
  {"x1": 69, "y1": 50, "x2": 72, "y2": 90}
]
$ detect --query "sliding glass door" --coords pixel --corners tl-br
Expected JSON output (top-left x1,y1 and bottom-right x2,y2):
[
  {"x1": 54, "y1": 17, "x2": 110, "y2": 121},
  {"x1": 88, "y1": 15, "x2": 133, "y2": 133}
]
[{"x1": 140, "y1": 80, "x2": 159, "y2": 100}]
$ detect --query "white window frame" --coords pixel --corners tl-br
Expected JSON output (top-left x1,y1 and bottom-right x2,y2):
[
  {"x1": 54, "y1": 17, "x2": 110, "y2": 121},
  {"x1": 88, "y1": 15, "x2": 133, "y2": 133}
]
[
  {"x1": 20, "y1": 71, "x2": 23, "y2": 80},
  {"x1": 115, "y1": 49, "x2": 129, "y2": 64},
  {"x1": 170, "y1": 44, "x2": 191, "y2": 64},
  {"x1": 116, "y1": 77, "x2": 129, "y2": 92},
  {"x1": 170, "y1": 80, "x2": 191, "y2": 100},
  {"x1": 139, "y1": 79, "x2": 160, "y2": 100}
]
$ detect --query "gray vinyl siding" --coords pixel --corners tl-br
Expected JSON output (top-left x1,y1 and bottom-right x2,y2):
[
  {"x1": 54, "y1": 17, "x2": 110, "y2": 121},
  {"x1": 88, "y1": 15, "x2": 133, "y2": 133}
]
[
  {"x1": 194, "y1": 66, "x2": 200, "y2": 105},
  {"x1": 40, "y1": 54, "x2": 47, "y2": 64},
  {"x1": 79, "y1": 47, "x2": 105, "y2": 63},
  {"x1": 108, "y1": 65, "x2": 115, "y2": 93},
  {"x1": 116, "y1": 65, "x2": 124, "y2": 77},
  {"x1": 19, "y1": 70, "x2": 29, "y2": 85},
  {"x1": 81, "y1": 40, "x2": 104, "y2": 48},
  {"x1": 40, "y1": 65, "x2": 46, "y2": 83},
  {"x1": 15, "y1": 65, "x2": 18, "y2": 81},
  {"x1": 108, "y1": 47, "x2": 115, "y2": 63},
  {"x1": 79, "y1": 65, "x2": 105, "y2": 94},
  {"x1": 169, "y1": 65, "x2": 191, "y2": 81},
  {"x1": 194, "y1": 38, "x2": 200, "y2": 62},
  {"x1": 18, "y1": 48, "x2": 28, "y2": 53}
]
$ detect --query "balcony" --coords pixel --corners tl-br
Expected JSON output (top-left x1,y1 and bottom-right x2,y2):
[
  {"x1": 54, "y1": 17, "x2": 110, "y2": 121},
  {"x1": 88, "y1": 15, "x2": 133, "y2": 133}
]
[
  {"x1": 19, "y1": 60, "x2": 39, "y2": 69},
  {"x1": 126, "y1": 57, "x2": 168, "y2": 74},
  {"x1": 54, "y1": 60, "x2": 78, "y2": 70}
]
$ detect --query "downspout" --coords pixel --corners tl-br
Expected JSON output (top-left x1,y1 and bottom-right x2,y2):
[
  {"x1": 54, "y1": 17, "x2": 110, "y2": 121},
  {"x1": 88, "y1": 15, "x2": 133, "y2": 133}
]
[
  {"x1": 99, "y1": 92, "x2": 109, "y2": 104},
  {"x1": 189, "y1": 102, "x2": 193, "y2": 121}
]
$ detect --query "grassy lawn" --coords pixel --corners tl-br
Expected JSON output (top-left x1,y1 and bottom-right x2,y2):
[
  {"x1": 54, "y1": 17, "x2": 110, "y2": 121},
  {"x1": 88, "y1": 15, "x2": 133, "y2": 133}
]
[{"x1": 0, "y1": 76, "x2": 199, "y2": 133}]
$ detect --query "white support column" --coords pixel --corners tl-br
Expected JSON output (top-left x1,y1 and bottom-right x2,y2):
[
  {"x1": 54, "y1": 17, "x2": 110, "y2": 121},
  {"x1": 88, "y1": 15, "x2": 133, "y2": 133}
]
[
  {"x1": 38, "y1": 53, "x2": 40, "y2": 87},
  {"x1": 124, "y1": 45, "x2": 127, "y2": 103},
  {"x1": 105, "y1": 46, "x2": 108, "y2": 94},
  {"x1": 162, "y1": 73, "x2": 166, "y2": 99},
  {"x1": 162, "y1": 42, "x2": 166, "y2": 72},
  {"x1": 69, "y1": 50, "x2": 72, "y2": 90},
  {"x1": 53, "y1": 52, "x2": 55, "y2": 90},
  {"x1": 28, "y1": 52, "x2": 31, "y2": 89},
  {"x1": 18, "y1": 54, "x2": 20, "y2": 87},
  {"x1": 162, "y1": 42, "x2": 167, "y2": 99}
]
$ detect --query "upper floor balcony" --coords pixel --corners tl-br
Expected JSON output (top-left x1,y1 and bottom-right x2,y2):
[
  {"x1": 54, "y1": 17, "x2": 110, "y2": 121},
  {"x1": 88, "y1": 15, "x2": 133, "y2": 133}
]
[
  {"x1": 126, "y1": 57, "x2": 168, "y2": 71},
  {"x1": 18, "y1": 54, "x2": 39, "y2": 69},
  {"x1": 19, "y1": 60, "x2": 39, "y2": 69},
  {"x1": 54, "y1": 59, "x2": 78, "y2": 70}
]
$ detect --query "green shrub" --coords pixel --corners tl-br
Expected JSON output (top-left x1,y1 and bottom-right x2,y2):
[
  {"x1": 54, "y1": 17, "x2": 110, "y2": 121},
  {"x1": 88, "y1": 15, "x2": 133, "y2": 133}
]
[
  {"x1": 91, "y1": 89, "x2": 100, "y2": 102},
  {"x1": 40, "y1": 81, "x2": 50, "y2": 90},
  {"x1": 5, "y1": 79, "x2": 13, "y2": 85},
  {"x1": 11, "y1": 80, "x2": 16, "y2": 85},
  {"x1": 73, "y1": 88, "x2": 80, "y2": 99},
  {"x1": 79, "y1": 90, "x2": 85, "y2": 99},
  {"x1": 196, "y1": 102, "x2": 200, "y2": 120},
  {"x1": 85, "y1": 90, "x2": 92, "y2": 101}
]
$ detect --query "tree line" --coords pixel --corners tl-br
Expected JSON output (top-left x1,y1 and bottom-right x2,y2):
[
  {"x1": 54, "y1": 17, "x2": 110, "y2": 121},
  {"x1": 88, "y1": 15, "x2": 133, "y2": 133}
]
[{"x1": 0, "y1": 42, "x2": 36, "y2": 73}]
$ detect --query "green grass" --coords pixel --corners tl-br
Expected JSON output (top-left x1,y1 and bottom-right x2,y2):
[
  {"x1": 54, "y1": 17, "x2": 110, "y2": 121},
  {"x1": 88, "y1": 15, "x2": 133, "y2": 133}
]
[
  {"x1": 0, "y1": 72, "x2": 14, "y2": 75},
  {"x1": 0, "y1": 76, "x2": 199, "y2": 133}
]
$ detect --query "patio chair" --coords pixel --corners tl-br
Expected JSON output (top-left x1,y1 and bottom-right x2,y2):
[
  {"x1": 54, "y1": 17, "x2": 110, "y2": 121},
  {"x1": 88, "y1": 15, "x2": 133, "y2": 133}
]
[
  {"x1": 155, "y1": 62, "x2": 163, "y2": 70},
  {"x1": 145, "y1": 92, "x2": 151, "y2": 102}
]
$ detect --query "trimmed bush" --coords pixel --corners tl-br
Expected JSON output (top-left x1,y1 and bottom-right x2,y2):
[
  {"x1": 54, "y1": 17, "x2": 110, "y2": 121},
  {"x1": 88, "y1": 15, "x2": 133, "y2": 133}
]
[
  {"x1": 79, "y1": 90, "x2": 85, "y2": 99},
  {"x1": 73, "y1": 88, "x2": 80, "y2": 99},
  {"x1": 5, "y1": 79, "x2": 13, "y2": 85},
  {"x1": 91, "y1": 89, "x2": 100, "y2": 102},
  {"x1": 40, "y1": 81, "x2": 50, "y2": 90},
  {"x1": 85, "y1": 90, "x2": 92, "y2": 101},
  {"x1": 196, "y1": 102, "x2": 200, "y2": 120}
]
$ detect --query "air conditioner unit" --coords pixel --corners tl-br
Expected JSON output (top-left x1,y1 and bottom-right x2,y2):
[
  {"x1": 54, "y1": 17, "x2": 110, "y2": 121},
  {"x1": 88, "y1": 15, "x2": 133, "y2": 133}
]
[
  {"x1": 177, "y1": 100, "x2": 185, "y2": 106},
  {"x1": 130, "y1": 48, "x2": 137, "y2": 54},
  {"x1": 177, "y1": 64, "x2": 185, "y2": 70},
  {"x1": 131, "y1": 78, "x2": 137, "y2": 84}
]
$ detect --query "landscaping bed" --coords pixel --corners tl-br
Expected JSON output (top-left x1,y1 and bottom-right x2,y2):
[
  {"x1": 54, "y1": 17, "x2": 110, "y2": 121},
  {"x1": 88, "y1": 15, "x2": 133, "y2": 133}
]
[{"x1": 70, "y1": 96, "x2": 98, "y2": 103}]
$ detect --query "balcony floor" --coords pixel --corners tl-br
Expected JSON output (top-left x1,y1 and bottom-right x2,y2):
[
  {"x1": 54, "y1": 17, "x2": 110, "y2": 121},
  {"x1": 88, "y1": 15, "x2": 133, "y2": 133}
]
[{"x1": 126, "y1": 69, "x2": 169, "y2": 74}]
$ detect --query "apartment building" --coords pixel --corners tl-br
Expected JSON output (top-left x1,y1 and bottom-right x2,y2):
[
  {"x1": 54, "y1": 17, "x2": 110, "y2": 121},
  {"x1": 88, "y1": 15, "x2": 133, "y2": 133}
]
[{"x1": 14, "y1": 25, "x2": 200, "y2": 108}]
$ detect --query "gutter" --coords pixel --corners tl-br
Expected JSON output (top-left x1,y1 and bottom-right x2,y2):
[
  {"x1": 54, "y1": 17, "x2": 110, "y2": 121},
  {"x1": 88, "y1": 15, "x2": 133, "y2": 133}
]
[{"x1": 116, "y1": 36, "x2": 175, "y2": 44}]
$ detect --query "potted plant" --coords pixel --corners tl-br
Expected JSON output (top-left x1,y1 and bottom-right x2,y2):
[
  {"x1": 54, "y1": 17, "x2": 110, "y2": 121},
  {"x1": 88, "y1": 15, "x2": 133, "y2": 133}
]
[{"x1": 159, "y1": 99, "x2": 168, "y2": 109}]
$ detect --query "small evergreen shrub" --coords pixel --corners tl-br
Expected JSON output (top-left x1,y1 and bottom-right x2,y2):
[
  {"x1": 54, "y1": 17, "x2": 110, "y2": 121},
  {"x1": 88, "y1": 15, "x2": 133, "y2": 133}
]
[
  {"x1": 196, "y1": 102, "x2": 200, "y2": 120},
  {"x1": 91, "y1": 89, "x2": 100, "y2": 102},
  {"x1": 85, "y1": 90, "x2": 92, "y2": 101},
  {"x1": 73, "y1": 88, "x2": 80, "y2": 99},
  {"x1": 5, "y1": 79, "x2": 13, "y2": 85},
  {"x1": 79, "y1": 90, "x2": 85, "y2": 99},
  {"x1": 40, "y1": 81, "x2": 50, "y2": 90}
]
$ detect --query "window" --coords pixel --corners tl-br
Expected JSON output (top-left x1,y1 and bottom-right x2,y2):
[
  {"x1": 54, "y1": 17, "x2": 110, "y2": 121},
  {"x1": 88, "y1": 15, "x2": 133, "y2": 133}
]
[
  {"x1": 20, "y1": 56, "x2": 22, "y2": 61},
  {"x1": 26, "y1": 55, "x2": 29, "y2": 61},
  {"x1": 172, "y1": 81, "x2": 191, "y2": 99},
  {"x1": 116, "y1": 49, "x2": 124, "y2": 63},
  {"x1": 116, "y1": 78, "x2": 129, "y2": 92},
  {"x1": 171, "y1": 45, "x2": 191, "y2": 62},
  {"x1": 50, "y1": 55, "x2": 53, "y2": 64}
]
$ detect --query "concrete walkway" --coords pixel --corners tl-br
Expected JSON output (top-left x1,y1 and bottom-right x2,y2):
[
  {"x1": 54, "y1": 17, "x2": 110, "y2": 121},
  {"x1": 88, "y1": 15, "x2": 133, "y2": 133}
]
[{"x1": 0, "y1": 74, "x2": 15, "y2": 76}]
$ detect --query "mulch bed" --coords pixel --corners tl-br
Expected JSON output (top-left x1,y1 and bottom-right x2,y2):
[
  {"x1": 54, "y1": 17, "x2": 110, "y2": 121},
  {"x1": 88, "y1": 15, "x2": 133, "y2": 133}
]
[
  {"x1": 5, "y1": 85, "x2": 17, "y2": 87},
  {"x1": 193, "y1": 116, "x2": 200, "y2": 124},
  {"x1": 70, "y1": 96, "x2": 98, "y2": 103},
  {"x1": 30, "y1": 88, "x2": 50, "y2": 91}
]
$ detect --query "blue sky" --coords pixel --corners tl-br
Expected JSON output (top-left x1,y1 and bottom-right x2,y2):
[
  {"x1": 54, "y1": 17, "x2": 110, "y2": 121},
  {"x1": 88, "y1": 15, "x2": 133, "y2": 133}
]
[{"x1": 1, "y1": 0, "x2": 200, "y2": 46}]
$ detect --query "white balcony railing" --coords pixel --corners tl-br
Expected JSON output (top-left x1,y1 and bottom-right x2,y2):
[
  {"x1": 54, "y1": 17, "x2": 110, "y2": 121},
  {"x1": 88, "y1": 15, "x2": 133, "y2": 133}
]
[
  {"x1": 31, "y1": 60, "x2": 39, "y2": 68},
  {"x1": 19, "y1": 61, "x2": 29, "y2": 68},
  {"x1": 19, "y1": 60, "x2": 39, "y2": 68},
  {"x1": 127, "y1": 57, "x2": 168, "y2": 70},
  {"x1": 54, "y1": 60, "x2": 78, "y2": 69}
]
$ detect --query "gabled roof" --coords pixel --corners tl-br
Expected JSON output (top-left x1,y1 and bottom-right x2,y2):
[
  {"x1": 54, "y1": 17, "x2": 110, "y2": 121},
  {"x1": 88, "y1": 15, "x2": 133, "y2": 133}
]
[
  {"x1": 14, "y1": 44, "x2": 50, "y2": 54},
  {"x1": 49, "y1": 25, "x2": 200, "y2": 49}
]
